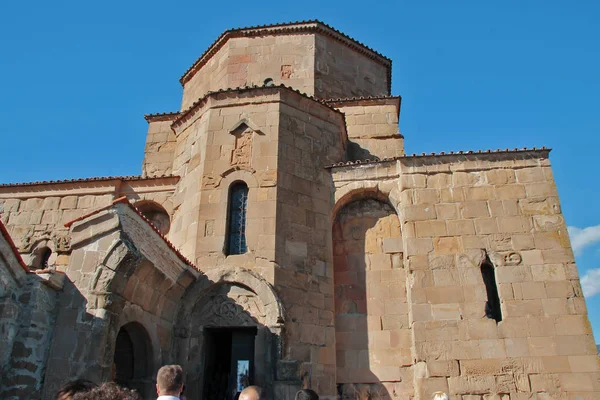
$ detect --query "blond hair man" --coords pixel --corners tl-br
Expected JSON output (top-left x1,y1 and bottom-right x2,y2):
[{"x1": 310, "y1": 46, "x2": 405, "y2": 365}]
[{"x1": 156, "y1": 365, "x2": 184, "y2": 400}]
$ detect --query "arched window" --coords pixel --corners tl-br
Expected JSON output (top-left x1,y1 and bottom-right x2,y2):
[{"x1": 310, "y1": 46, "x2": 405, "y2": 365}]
[
  {"x1": 481, "y1": 258, "x2": 502, "y2": 322},
  {"x1": 227, "y1": 182, "x2": 249, "y2": 255}
]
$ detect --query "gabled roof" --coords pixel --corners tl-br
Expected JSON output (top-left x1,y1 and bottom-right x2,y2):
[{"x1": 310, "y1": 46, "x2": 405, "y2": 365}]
[
  {"x1": 179, "y1": 20, "x2": 392, "y2": 89},
  {"x1": 64, "y1": 197, "x2": 196, "y2": 270}
]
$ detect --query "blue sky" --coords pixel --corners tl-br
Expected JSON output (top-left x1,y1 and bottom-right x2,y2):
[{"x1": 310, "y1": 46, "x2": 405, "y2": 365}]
[{"x1": 1, "y1": 1, "x2": 599, "y2": 338}]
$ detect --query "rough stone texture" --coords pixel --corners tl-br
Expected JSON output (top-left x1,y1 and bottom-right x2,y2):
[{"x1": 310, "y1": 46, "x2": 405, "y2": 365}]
[{"x1": 0, "y1": 21, "x2": 598, "y2": 400}]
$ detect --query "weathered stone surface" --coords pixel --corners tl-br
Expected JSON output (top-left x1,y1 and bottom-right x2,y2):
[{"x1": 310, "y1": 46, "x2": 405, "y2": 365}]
[{"x1": 0, "y1": 21, "x2": 596, "y2": 400}]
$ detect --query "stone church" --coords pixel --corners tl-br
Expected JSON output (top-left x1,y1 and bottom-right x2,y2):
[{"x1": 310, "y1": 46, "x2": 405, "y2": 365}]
[{"x1": 0, "y1": 20, "x2": 598, "y2": 400}]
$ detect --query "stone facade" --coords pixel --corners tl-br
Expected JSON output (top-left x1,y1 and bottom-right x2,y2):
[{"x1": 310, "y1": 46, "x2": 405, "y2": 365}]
[{"x1": 0, "y1": 20, "x2": 598, "y2": 400}]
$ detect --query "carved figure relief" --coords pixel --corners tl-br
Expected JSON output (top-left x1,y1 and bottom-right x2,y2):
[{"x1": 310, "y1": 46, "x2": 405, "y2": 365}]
[{"x1": 231, "y1": 128, "x2": 253, "y2": 168}]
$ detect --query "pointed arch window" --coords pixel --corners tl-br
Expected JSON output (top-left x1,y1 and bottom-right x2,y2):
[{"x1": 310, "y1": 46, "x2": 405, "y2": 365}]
[{"x1": 227, "y1": 182, "x2": 248, "y2": 255}]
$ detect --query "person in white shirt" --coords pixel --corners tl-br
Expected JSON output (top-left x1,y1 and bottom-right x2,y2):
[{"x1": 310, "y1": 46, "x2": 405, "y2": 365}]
[{"x1": 155, "y1": 365, "x2": 184, "y2": 400}]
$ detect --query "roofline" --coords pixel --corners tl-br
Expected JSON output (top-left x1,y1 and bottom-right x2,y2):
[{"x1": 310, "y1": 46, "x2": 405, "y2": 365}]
[
  {"x1": 325, "y1": 147, "x2": 552, "y2": 169},
  {"x1": 0, "y1": 175, "x2": 179, "y2": 188},
  {"x1": 179, "y1": 20, "x2": 392, "y2": 91},
  {"x1": 172, "y1": 84, "x2": 345, "y2": 130},
  {"x1": 325, "y1": 95, "x2": 402, "y2": 118},
  {"x1": 144, "y1": 112, "x2": 180, "y2": 123}
]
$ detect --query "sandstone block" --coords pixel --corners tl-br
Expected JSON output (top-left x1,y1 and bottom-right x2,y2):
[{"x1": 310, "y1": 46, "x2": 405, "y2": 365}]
[
  {"x1": 460, "y1": 201, "x2": 490, "y2": 218},
  {"x1": 446, "y1": 219, "x2": 475, "y2": 235},
  {"x1": 403, "y1": 204, "x2": 436, "y2": 221},
  {"x1": 531, "y1": 264, "x2": 566, "y2": 282},
  {"x1": 504, "y1": 337, "x2": 530, "y2": 357},
  {"x1": 416, "y1": 220, "x2": 447, "y2": 237},
  {"x1": 433, "y1": 237, "x2": 461, "y2": 254},
  {"x1": 486, "y1": 169, "x2": 516, "y2": 185},
  {"x1": 460, "y1": 359, "x2": 503, "y2": 376},
  {"x1": 495, "y1": 184, "x2": 526, "y2": 200}
]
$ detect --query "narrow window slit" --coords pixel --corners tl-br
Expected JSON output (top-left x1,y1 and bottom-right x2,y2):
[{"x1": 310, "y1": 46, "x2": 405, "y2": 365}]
[
  {"x1": 481, "y1": 257, "x2": 502, "y2": 322},
  {"x1": 226, "y1": 182, "x2": 248, "y2": 255}
]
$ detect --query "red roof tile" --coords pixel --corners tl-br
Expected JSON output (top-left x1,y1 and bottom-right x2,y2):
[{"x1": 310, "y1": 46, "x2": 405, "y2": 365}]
[{"x1": 0, "y1": 175, "x2": 178, "y2": 188}]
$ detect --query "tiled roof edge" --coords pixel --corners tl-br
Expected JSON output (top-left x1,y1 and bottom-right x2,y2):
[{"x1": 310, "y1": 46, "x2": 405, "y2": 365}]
[
  {"x1": 172, "y1": 84, "x2": 344, "y2": 129},
  {"x1": 324, "y1": 95, "x2": 401, "y2": 104},
  {"x1": 0, "y1": 175, "x2": 179, "y2": 188},
  {"x1": 325, "y1": 147, "x2": 552, "y2": 168},
  {"x1": 179, "y1": 20, "x2": 392, "y2": 88},
  {"x1": 144, "y1": 112, "x2": 180, "y2": 122},
  {"x1": 64, "y1": 197, "x2": 197, "y2": 270}
]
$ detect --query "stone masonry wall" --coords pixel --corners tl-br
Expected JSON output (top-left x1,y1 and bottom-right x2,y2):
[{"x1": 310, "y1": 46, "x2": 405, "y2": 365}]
[
  {"x1": 399, "y1": 154, "x2": 600, "y2": 399},
  {"x1": 314, "y1": 35, "x2": 389, "y2": 100},
  {"x1": 1, "y1": 276, "x2": 59, "y2": 399},
  {"x1": 0, "y1": 179, "x2": 177, "y2": 271},
  {"x1": 333, "y1": 199, "x2": 412, "y2": 399},
  {"x1": 336, "y1": 101, "x2": 404, "y2": 160},
  {"x1": 329, "y1": 152, "x2": 599, "y2": 399},
  {"x1": 181, "y1": 35, "x2": 316, "y2": 110},
  {"x1": 142, "y1": 117, "x2": 178, "y2": 178},
  {"x1": 273, "y1": 91, "x2": 347, "y2": 397}
]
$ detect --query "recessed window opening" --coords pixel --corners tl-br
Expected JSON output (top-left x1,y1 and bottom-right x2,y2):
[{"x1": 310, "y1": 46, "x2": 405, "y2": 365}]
[
  {"x1": 263, "y1": 78, "x2": 274, "y2": 87},
  {"x1": 226, "y1": 182, "x2": 249, "y2": 255},
  {"x1": 481, "y1": 257, "x2": 502, "y2": 322},
  {"x1": 41, "y1": 247, "x2": 52, "y2": 269}
]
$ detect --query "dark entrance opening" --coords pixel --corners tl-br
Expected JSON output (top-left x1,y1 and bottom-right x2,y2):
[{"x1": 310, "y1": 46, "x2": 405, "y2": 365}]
[
  {"x1": 202, "y1": 327, "x2": 257, "y2": 400},
  {"x1": 113, "y1": 322, "x2": 153, "y2": 398}
]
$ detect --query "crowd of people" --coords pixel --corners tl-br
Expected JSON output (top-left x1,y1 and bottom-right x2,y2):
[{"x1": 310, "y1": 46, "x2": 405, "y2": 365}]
[{"x1": 55, "y1": 364, "x2": 449, "y2": 400}]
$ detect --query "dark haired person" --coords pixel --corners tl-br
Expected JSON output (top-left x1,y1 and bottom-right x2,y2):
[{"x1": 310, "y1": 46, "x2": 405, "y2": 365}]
[
  {"x1": 72, "y1": 382, "x2": 140, "y2": 400},
  {"x1": 156, "y1": 364, "x2": 184, "y2": 400},
  {"x1": 295, "y1": 389, "x2": 319, "y2": 400},
  {"x1": 55, "y1": 379, "x2": 97, "y2": 400}
]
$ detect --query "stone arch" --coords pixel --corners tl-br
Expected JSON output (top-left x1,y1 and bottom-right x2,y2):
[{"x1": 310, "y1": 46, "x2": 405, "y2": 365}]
[
  {"x1": 180, "y1": 267, "x2": 284, "y2": 326},
  {"x1": 333, "y1": 183, "x2": 397, "y2": 221},
  {"x1": 332, "y1": 195, "x2": 405, "y2": 397},
  {"x1": 114, "y1": 321, "x2": 154, "y2": 397},
  {"x1": 133, "y1": 200, "x2": 171, "y2": 235},
  {"x1": 175, "y1": 267, "x2": 285, "y2": 400}
]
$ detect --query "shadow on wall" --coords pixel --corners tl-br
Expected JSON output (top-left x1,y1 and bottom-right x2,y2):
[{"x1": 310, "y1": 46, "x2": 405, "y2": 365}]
[
  {"x1": 333, "y1": 198, "x2": 408, "y2": 400},
  {"x1": 39, "y1": 263, "x2": 288, "y2": 400}
]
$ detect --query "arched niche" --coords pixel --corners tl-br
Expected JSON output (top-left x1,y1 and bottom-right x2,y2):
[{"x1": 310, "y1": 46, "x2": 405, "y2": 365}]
[
  {"x1": 113, "y1": 322, "x2": 154, "y2": 398},
  {"x1": 332, "y1": 197, "x2": 406, "y2": 396},
  {"x1": 134, "y1": 200, "x2": 171, "y2": 235}
]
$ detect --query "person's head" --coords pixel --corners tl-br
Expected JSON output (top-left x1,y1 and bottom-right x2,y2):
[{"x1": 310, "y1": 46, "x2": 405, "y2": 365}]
[
  {"x1": 239, "y1": 385, "x2": 263, "y2": 400},
  {"x1": 56, "y1": 379, "x2": 97, "y2": 400},
  {"x1": 432, "y1": 392, "x2": 449, "y2": 400},
  {"x1": 71, "y1": 382, "x2": 140, "y2": 400},
  {"x1": 295, "y1": 388, "x2": 319, "y2": 400},
  {"x1": 156, "y1": 364, "x2": 184, "y2": 396}
]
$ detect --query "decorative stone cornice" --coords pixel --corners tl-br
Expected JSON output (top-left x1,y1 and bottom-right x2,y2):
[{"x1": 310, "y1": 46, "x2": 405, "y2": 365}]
[{"x1": 325, "y1": 147, "x2": 552, "y2": 169}]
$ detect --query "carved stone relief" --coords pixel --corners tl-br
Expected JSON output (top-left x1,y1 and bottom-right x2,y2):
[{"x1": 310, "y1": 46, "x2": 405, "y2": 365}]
[
  {"x1": 193, "y1": 285, "x2": 266, "y2": 327},
  {"x1": 231, "y1": 127, "x2": 253, "y2": 168}
]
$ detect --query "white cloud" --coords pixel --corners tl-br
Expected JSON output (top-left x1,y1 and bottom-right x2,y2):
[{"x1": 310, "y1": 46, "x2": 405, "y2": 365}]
[
  {"x1": 581, "y1": 268, "x2": 600, "y2": 298},
  {"x1": 567, "y1": 225, "x2": 600, "y2": 254}
]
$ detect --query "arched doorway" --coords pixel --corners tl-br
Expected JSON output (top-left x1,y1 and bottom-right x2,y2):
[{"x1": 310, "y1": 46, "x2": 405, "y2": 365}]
[{"x1": 113, "y1": 322, "x2": 153, "y2": 398}]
